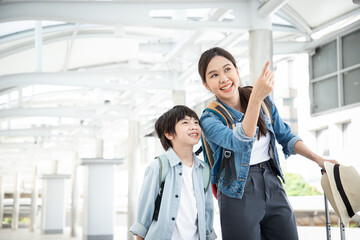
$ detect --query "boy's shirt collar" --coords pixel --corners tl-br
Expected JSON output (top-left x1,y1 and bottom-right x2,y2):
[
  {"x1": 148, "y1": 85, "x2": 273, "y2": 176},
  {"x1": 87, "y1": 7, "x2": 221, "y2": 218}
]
[{"x1": 166, "y1": 147, "x2": 205, "y2": 168}]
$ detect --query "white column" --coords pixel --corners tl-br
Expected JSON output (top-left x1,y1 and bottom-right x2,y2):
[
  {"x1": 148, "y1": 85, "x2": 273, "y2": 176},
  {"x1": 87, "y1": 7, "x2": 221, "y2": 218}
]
[
  {"x1": 249, "y1": 0, "x2": 273, "y2": 85},
  {"x1": 81, "y1": 158, "x2": 123, "y2": 240},
  {"x1": 71, "y1": 152, "x2": 79, "y2": 237},
  {"x1": 0, "y1": 176, "x2": 4, "y2": 229},
  {"x1": 52, "y1": 160, "x2": 59, "y2": 174},
  {"x1": 40, "y1": 174, "x2": 70, "y2": 234},
  {"x1": 30, "y1": 167, "x2": 38, "y2": 232},
  {"x1": 173, "y1": 90, "x2": 186, "y2": 106},
  {"x1": 95, "y1": 139, "x2": 104, "y2": 158},
  {"x1": 127, "y1": 120, "x2": 141, "y2": 240},
  {"x1": 12, "y1": 172, "x2": 20, "y2": 230},
  {"x1": 249, "y1": 29, "x2": 273, "y2": 84}
]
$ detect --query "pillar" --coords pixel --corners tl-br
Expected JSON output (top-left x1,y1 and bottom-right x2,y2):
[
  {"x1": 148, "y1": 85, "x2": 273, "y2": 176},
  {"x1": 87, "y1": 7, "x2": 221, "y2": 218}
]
[
  {"x1": 30, "y1": 167, "x2": 38, "y2": 232},
  {"x1": 71, "y1": 152, "x2": 79, "y2": 237},
  {"x1": 11, "y1": 172, "x2": 20, "y2": 230},
  {"x1": 172, "y1": 90, "x2": 186, "y2": 106},
  {"x1": 249, "y1": 0, "x2": 273, "y2": 85},
  {"x1": 81, "y1": 157, "x2": 124, "y2": 240},
  {"x1": 0, "y1": 176, "x2": 4, "y2": 229},
  {"x1": 40, "y1": 174, "x2": 70, "y2": 234},
  {"x1": 127, "y1": 120, "x2": 141, "y2": 240}
]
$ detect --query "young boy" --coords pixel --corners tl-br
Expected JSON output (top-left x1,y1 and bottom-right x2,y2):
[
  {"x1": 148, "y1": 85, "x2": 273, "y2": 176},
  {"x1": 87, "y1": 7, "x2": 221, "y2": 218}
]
[{"x1": 130, "y1": 105, "x2": 217, "y2": 240}]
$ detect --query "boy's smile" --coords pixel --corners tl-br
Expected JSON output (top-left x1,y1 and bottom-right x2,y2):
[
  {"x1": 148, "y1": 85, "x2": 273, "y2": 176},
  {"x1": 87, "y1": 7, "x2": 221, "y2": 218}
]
[{"x1": 165, "y1": 116, "x2": 201, "y2": 148}]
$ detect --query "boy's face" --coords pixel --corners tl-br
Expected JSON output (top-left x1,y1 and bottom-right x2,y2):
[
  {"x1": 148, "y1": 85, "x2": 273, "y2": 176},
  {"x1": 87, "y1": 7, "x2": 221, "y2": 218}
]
[{"x1": 165, "y1": 116, "x2": 201, "y2": 148}]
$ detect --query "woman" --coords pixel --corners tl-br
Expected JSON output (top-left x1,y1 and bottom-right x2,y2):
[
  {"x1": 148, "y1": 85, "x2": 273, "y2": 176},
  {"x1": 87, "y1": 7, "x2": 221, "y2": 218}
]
[{"x1": 198, "y1": 47, "x2": 337, "y2": 240}]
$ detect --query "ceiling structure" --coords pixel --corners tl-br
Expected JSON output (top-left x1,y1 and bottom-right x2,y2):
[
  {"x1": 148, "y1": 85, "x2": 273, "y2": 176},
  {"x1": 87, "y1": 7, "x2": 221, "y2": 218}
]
[{"x1": 0, "y1": 0, "x2": 359, "y2": 191}]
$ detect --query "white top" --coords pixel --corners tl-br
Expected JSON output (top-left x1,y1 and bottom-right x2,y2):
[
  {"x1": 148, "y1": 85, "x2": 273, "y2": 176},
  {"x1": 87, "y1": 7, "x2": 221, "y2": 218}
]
[
  {"x1": 250, "y1": 131, "x2": 271, "y2": 165},
  {"x1": 172, "y1": 164, "x2": 199, "y2": 240}
]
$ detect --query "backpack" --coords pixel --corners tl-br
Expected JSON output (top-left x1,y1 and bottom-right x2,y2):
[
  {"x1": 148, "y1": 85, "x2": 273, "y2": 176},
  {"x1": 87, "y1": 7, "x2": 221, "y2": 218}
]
[
  {"x1": 152, "y1": 154, "x2": 211, "y2": 221},
  {"x1": 200, "y1": 97, "x2": 273, "y2": 199}
]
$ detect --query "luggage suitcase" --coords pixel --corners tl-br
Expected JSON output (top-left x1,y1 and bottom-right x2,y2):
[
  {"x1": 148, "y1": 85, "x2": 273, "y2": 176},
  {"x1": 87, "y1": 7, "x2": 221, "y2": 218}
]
[{"x1": 322, "y1": 168, "x2": 346, "y2": 240}]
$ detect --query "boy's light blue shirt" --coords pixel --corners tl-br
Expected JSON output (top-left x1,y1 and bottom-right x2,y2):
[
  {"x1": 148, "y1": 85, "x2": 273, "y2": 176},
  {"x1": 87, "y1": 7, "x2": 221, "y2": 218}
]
[{"x1": 130, "y1": 147, "x2": 217, "y2": 240}]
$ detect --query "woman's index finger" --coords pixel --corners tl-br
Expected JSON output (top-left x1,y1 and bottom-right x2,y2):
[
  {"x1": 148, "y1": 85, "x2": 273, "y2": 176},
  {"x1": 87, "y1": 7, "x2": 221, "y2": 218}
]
[{"x1": 261, "y1": 61, "x2": 270, "y2": 76}]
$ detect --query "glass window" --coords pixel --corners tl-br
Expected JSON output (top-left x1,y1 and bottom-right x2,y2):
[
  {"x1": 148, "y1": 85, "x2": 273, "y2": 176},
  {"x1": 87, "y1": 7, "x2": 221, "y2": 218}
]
[
  {"x1": 342, "y1": 29, "x2": 360, "y2": 69},
  {"x1": 312, "y1": 41, "x2": 337, "y2": 79},
  {"x1": 312, "y1": 76, "x2": 338, "y2": 113},
  {"x1": 343, "y1": 67, "x2": 360, "y2": 106}
]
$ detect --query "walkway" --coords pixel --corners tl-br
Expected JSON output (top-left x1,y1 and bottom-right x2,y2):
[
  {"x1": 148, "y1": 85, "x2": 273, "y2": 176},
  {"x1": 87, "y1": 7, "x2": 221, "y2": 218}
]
[{"x1": 0, "y1": 226, "x2": 359, "y2": 240}]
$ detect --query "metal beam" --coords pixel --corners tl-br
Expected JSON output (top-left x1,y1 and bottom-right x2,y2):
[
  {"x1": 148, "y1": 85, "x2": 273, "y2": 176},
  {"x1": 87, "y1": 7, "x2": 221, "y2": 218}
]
[
  {"x1": 274, "y1": 42, "x2": 307, "y2": 54},
  {"x1": 0, "y1": 71, "x2": 179, "y2": 91},
  {"x1": 0, "y1": 29, "x2": 139, "y2": 59},
  {"x1": 310, "y1": 8, "x2": 360, "y2": 40},
  {"x1": 0, "y1": 1, "x2": 251, "y2": 31},
  {"x1": 305, "y1": 20, "x2": 360, "y2": 50},
  {"x1": 257, "y1": 0, "x2": 289, "y2": 18},
  {"x1": 0, "y1": 23, "x2": 181, "y2": 46},
  {"x1": 0, "y1": 105, "x2": 129, "y2": 119},
  {"x1": 62, "y1": 23, "x2": 79, "y2": 71},
  {"x1": 0, "y1": 126, "x2": 96, "y2": 137},
  {"x1": 277, "y1": 5, "x2": 312, "y2": 36}
]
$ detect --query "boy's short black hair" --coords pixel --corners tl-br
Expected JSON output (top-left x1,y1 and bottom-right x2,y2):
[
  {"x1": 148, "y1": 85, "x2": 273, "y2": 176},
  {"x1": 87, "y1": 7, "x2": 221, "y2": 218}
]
[{"x1": 155, "y1": 105, "x2": 200, "y2": 151}]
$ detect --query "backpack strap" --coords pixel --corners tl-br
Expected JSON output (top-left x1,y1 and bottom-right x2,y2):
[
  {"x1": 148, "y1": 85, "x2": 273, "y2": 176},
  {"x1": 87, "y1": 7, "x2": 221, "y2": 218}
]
[
  {"x1": 205, "y1": 101, "x2": 237, "y2": 188},
  {"x1": 153, "y1": 154, "x2": 169, "y2": 221},
  {"x1": 202, "y1": 161, "x2": 211, "y2": 192},
  {"x1": 206, "y1": 101, "x2": 235, "y2": 129},
  {"x1": 201, "y1": 134, "x2": 214, "y2": 169},
  {"x1": 262, "y1": 97, "x2": 273, "y2": 125},
  {"x1": 157, "y1": 154, "x2": 169, "y2": 187}
]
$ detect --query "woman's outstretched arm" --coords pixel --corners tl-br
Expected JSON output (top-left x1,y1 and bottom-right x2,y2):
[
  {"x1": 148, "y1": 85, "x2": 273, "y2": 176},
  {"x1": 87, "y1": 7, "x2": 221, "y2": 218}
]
[{"x1": 293, "y1": 140, "x2": 339, "y2": 169}]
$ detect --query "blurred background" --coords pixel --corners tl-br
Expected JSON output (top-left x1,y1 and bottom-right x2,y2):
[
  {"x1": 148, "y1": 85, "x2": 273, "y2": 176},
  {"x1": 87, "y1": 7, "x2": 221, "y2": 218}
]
[{"x1": 0, "y1": 0, "x2": 360, "y2": 239}]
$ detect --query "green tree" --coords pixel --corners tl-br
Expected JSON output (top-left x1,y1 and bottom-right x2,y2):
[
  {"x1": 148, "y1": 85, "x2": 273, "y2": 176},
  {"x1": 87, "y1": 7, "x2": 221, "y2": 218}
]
[{"x1": 283, "y1": 172, "x2": 321, "y2": 196}]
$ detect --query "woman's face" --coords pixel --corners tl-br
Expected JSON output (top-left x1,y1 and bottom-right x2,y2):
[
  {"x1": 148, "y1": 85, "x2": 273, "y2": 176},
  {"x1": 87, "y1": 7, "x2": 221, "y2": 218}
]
[{"x1": 202, "y1": 56, "x2": 240, "y2": 103}]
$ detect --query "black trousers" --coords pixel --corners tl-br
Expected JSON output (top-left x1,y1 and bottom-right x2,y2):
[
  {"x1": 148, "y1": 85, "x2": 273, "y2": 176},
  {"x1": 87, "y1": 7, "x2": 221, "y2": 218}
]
[{"x1": 218, "y1": 160, "x2": 298, "y2": 240}]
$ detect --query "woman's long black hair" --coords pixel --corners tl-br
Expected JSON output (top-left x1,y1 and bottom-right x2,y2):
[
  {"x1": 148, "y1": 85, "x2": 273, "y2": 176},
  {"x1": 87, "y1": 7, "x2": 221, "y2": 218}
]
[{"x1": 198, "y1": 47, "x2": 267, "y2": 139}]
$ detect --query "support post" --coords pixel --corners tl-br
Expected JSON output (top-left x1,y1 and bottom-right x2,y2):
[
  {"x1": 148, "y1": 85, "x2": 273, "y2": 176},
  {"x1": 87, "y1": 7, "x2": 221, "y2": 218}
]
[
  {"x1": 30, "y1": 167, "x2": 38, "y2": 232},
  {"x1": 173, "y1": 90, "x2": 186, "y2": 106},
  {"x1": 40, "y1": 174, "x2": 70, "y2": 234},
  {"x1": 127, "y1": 120, "x2": 141, "y2": 240},
  {"x1": 0, "y1": 176, "x2": 4, "y2": 229},
  {"x1": 249, "y1": 0, "x2": 273, "y2": 85},
  {"x1": 81, "y1": 158, "x2": 124, "y2": 240},
  {"x1": 12, "y1": 172, "x2": 20, "y2": 230},
  {"x1": 71, "y1": 152, "x2": 79, "y2": 237}
]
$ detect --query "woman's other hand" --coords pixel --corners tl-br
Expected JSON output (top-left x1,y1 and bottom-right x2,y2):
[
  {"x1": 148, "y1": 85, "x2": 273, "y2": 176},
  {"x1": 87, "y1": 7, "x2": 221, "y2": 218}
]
[{"x1": 316, "y1": 157, "x2": 340, "y2": 169}]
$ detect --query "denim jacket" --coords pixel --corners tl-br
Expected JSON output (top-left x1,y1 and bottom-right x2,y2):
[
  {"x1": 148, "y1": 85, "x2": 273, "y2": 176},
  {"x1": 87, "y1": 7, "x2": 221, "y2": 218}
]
[
  {"x1": 200, "y1": 96, "x2": 302, "y2": 199},
  {"x1": 130, "y1": 147, "x2": 217, "y2": 240}
]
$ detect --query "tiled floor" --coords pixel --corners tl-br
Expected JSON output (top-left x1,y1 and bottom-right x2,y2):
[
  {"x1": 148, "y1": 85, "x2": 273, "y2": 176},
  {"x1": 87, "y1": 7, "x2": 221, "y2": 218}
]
[{"x1": 0, "y1": 226, "x2": 360, "y2": 240}]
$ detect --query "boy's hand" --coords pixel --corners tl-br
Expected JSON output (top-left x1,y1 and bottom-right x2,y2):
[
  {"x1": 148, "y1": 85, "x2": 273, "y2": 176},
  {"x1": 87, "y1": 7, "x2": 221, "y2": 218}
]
[
  {"x1": 136, "y1": 235, "x2": 144, "y2": 240},
  {"x1": 252, "y1": 61, "x2": 274, "y2": 103}
]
